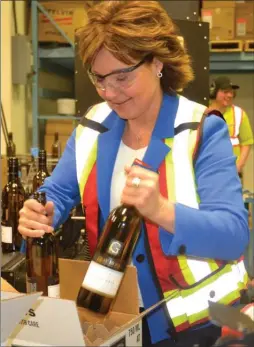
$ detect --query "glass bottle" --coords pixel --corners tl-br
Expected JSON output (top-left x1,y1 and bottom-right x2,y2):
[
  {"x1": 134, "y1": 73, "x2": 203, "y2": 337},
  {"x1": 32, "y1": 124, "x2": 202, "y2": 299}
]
[
  {"x1": 76, "y1": 204, "x2": 141, "y2": 313},
  {"x1": 26, "y1": 191, "x2": 60, "y2": 298},
  {"x1": 33, "y1": 150, "x2": 50, "y2": 192},
  {"x1": 1, "y1": 157, "x2": 25, "y2": 252},
  {"x1": 7, "y1": 132, "x2": 16, "y2": 157}
]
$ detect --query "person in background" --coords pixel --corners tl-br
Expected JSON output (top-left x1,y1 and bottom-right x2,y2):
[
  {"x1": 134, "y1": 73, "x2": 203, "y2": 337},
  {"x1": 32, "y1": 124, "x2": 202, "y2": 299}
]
[
  {"x1": 18, "y1": 2, "x2": 249, "y2": 346},
  {"x1": 209, "y1": 76, "x2": 254, "y2": 176}
]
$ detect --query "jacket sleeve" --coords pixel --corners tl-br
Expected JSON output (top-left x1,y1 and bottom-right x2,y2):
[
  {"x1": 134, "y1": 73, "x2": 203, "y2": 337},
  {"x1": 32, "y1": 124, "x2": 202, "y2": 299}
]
[
  {"x1": 39, "y1": 129, "x2": 81, "y2": 228},
  {"x1": 159, "y1": 115, "x2": 249, "y2": 260}
]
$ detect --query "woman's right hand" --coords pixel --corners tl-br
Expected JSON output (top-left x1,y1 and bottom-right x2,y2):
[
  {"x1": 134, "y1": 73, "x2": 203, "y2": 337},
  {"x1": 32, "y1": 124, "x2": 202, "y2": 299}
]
[{"x1": 18, "y1": 199, "x2": 55, "y2": 238}]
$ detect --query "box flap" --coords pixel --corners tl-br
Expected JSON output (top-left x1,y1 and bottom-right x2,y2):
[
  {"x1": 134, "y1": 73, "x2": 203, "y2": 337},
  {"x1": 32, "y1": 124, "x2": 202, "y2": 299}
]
[
  {"x1": 8, "y1": 296, "x2": 85, "y2": 346},
  {"x1": 1, "y1": 277, "x2": 18, "y2": 293},
  {"x1": 1, "y1": 291, "x2": 41, "y2": 343},
  {"x1": 59, "y1": 259, "x2": 139, "y2": 315}
]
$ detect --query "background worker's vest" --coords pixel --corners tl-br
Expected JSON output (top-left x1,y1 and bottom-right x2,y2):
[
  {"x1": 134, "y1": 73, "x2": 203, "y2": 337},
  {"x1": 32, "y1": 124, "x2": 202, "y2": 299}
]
[
  {"x1": 225, "y1": 105, "x2": 242, "y2": 147},
  {"x1": 75, "y1": 97, "x2": 248, "y2": 332}
]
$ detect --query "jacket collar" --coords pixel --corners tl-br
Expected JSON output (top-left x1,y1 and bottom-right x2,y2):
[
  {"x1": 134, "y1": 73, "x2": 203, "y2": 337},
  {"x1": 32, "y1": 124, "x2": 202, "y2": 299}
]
[{"x1": 97, "y1": 94, "x2": 179, "y2": 222}]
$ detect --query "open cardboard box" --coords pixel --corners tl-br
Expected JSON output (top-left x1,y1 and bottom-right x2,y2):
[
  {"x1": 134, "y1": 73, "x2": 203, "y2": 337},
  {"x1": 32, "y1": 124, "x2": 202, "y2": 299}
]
[
  {"x1": 2, "y1": 260, "x2": 150, "y2": 346},
  {"x1": 59, "y1": 259, "x2": 143, "y2": 346},
  {"x1": 1, "y1": 278, "x2": 42, "y2": 346}
]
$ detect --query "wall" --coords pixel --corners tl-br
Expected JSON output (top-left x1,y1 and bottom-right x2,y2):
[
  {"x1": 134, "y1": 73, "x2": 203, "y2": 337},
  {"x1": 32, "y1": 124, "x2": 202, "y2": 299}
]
[
  {"x1": 12, "y1": 1, "x2": 30, "y2": 154},
  {"x1": 210, "y1": 73, "x2": 254, "y2": 191},
  {"x1": 1, "y1": 1, "x2": 29, "y2": 155},
  {"x1": 1, "y1": 1, "x2": 12, "y2": 154}
]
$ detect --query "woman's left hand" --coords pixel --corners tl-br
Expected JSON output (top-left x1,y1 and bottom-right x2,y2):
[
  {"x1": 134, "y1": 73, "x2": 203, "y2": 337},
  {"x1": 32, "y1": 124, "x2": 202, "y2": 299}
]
[{"x1": 121, "y1": 165, "x2": 164, "y2": 222}]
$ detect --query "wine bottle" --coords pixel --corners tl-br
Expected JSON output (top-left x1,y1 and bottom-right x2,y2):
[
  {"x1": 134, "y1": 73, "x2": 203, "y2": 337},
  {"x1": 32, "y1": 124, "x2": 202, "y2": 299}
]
[
  {"x1": 7, "y1": 132, "x2": 16, "y2": 157},
  {"x1": 26, "y1": 191, "x2": 60, "y2": 298},
  {"x1": 52, "y1": 132, "x2": 61, "y2": 158},
  {"x1": 33, "y1": 150, "x2": 50, "y2": 192},
  {"x1": 76, "y1": 204, "x2": 142, "y2": 313},
  {"x1": 1, "y1": 157, "x2": 25, "y2": 253}
]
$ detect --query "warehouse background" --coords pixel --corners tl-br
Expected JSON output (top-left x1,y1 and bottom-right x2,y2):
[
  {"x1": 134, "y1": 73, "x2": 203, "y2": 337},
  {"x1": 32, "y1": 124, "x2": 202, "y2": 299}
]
[{"x1": 1, "y1": 0, "x2": 254, "y2": 190}]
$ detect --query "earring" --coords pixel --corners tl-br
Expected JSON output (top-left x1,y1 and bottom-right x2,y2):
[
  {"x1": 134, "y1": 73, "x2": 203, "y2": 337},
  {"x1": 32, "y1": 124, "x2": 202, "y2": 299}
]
[{"x1": 157, "y1": 71, "x2": 163, "y2": 78}]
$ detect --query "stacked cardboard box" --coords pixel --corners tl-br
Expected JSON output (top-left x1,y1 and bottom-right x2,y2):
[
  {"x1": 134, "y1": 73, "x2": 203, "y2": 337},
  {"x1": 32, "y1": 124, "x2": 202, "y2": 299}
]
[
  {"x1": 235, "y1": 1, "x2": 254, "y2": 39},
  {"x1": 38, "y1": 1, "x2": 87, "y2": 43},
  {"x1": 202, "y1": 1, "x2": 236, "y2": 41},
  {"x1": 44, "y1": 119, "x2": 77, "y2": 154}
]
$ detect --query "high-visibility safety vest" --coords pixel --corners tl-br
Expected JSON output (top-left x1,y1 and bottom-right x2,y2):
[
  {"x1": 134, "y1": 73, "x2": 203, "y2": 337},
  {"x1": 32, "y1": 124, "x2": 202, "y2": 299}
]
[
  {"x1": 229, "y1": 105, "x2": 243, "y2": 147},
  {"x1": 75, "y1": 96, "x2": 248, "y2": 332}
]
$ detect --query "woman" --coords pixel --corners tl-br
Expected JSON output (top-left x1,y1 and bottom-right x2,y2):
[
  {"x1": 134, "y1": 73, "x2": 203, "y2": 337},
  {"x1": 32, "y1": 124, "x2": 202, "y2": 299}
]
[{"x1": 18, "y1": 1, "x2": 249, "y2": 346}]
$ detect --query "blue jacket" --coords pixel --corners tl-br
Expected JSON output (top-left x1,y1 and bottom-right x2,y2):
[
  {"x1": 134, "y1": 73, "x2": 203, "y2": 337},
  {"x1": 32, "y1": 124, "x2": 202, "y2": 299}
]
[{"x1": 40, "y1": 94, "x2": 249, "y2": 343}]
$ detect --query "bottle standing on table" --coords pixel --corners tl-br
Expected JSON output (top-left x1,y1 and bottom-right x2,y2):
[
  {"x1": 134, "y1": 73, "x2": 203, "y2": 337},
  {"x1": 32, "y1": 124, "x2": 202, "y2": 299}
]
[
  {"x1": 6, "y1": 132, "x2": 16, "y2": 157},
  {"x1": 51, "y1": 132, "x2": 61, "y2": 171},
  {"x1": 26, "y1": 191, "x2": 60, "y2": 298},
  {"x1": 1, "y1": 157, "x2": 25, "y2": 253},
  {"x1": 76, "y1": 202, "x2": 142, "y2": 313},
  {"x1": 33, "y1": 150, "x2": 50, "y2": 191}
]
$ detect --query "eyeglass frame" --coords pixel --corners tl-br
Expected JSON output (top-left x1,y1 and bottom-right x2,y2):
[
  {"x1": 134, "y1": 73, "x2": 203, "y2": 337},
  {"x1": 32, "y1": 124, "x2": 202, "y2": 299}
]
[{"x1": 87, "y1": 54, "x2": 153, "y2": 91}]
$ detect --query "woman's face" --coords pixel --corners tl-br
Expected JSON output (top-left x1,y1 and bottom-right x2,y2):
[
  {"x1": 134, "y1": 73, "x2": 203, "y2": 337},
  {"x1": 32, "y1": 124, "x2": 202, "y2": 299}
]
[{"x1": 90, "y1": 48, "x2": 163, "y2": 120}]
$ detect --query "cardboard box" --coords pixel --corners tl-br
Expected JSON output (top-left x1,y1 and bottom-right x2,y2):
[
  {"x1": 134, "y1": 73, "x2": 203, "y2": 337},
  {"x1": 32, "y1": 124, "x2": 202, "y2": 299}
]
[
  {"x1": 4, "y1": 260, "x2": 145, "y2": 346},
  {"x1": 45, "y1": 119, "x2": 76, "y2": 135},
  {"x1": 1, "y1": 277, "x2": 18, "y2": 293},
  {"x1": 44, "y1": 134, "x2": 70, "y2": 154},
  {"x1": 202, "y1": 7, "x2": 235, "y2": 40},
  {"x1": 202, "y1": 1, "x2": 236, "y2": 9},
  {"x1": 1, "y1": 279, "x2": 41, "y2": 347},
  {"x1": 38, "y1": 1, "x2": 87, "y2": 43},
  {"x1": 235, "y1": 1, "x2": 254, "y2": 39}
]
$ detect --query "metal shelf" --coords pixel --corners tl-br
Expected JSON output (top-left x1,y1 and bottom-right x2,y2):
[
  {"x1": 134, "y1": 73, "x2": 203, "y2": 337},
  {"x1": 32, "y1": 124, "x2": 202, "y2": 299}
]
[
  {"x1": 38, "y1": 115, "x2": 80, "y2": 120},
  {"x1": 210, "y1": 52, "x2": 254, "y2": 72},
  {"x1": 39, "y1": 47, "x2": 75, "y2": 71},
  {"x1": 32, "y1": 1, "x2": 76, "y2": 147}
]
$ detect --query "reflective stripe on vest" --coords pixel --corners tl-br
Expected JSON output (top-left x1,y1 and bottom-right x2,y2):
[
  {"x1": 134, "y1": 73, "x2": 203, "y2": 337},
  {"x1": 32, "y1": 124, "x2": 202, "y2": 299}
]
[
  {"x1": 162, "y1": 97, "x2": 246, "y2": 329},
  {"x1": 171, "y1": 97, "x2": 221, "y2": 282},
  {"x1": 75, "y1": 96, "x2": 247, "y2": 331},
  {"x1": 76, "y1": 102, "x2": 111, "y2": 197},
  {"x1": 230, "y1": 105, "x2": 242, "y2": 146}
]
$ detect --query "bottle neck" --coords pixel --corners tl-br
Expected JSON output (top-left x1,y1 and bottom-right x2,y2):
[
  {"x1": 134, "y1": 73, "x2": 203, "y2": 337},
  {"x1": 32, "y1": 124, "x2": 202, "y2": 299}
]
[
  {"x1": 8, "y1": 171, "x2": 19, "y2": 182},
  {"x1": 38, "y1": 157, "x2": 47, "y2": 171}
]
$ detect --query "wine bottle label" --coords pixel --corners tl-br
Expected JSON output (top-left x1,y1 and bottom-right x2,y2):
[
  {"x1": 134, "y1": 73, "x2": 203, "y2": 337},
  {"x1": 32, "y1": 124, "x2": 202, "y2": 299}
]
[
  {"x1": 82, "y1": 261, "x2": 124, "y2": 298},
  {"x1": 1, "y1": 225, "x2": 12, "y2": 243},
  {"x1": 48, "y1": 284, "x2": 60, "y2": 298}
]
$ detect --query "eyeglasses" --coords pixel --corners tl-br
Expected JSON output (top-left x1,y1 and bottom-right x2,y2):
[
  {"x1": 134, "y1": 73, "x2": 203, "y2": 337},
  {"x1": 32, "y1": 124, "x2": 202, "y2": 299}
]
[{"x1": 87, "y1": 56, "x2": 149, "y2": 91}]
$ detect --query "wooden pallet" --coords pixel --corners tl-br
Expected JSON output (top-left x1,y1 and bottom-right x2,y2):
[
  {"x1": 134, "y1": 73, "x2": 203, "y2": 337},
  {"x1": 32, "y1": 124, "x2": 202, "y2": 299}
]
[
  {"x1": 210, "y1": 40, "x2": 243, "y2": 52},
  {"x1": 244, "y1": 40, "x2": 254, "y2": 52}
]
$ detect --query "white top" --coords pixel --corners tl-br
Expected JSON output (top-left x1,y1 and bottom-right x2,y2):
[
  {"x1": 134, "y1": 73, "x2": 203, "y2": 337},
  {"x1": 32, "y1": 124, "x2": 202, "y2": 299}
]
[
  {"x1": 110, "y1": 141, "x2": 147, "y2": 210},
  {"x1": 110, "y1": 141, "x2": 147, "y2": 307}
]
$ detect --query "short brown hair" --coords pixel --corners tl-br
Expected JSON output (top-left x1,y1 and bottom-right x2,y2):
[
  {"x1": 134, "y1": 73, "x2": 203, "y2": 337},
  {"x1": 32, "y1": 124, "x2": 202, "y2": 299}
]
[{"x1": 78, "y1": 1, "x2": 194, "y2": 94}]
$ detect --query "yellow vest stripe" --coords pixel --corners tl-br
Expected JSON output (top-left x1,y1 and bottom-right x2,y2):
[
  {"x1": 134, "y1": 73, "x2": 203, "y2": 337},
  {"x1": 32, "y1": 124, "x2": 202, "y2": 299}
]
[
  {"x1": 76, "y1": 103, "x2": 111, "y2": 199},
  {"x1": 164, "y1": 138, "x2": 176, "y2": 202}
]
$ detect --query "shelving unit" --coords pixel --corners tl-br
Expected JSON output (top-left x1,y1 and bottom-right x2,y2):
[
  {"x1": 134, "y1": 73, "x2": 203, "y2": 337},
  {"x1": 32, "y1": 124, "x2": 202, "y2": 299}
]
[
  {"x1": 31, "y1": 0, "x2": 254, "y2": 147},
  {"x1": 210, "y1": 52, "x2": 254, "y2": 72},
  {"x1": 31, "y1": 1, "x2": 78, "y2": 148}
]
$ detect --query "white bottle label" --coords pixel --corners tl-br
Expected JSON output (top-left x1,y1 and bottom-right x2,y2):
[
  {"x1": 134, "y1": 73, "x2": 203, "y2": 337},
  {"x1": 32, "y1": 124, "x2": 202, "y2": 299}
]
[
  {"x1": 1, "y1": 225, "x2": 12, "y2": 243},
  {"x1": 82, "y1": 261, "x2": 124, "y2": 298},
  {"x1": 48, "y1": 284, "x2": 60, "y2": 298}
]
